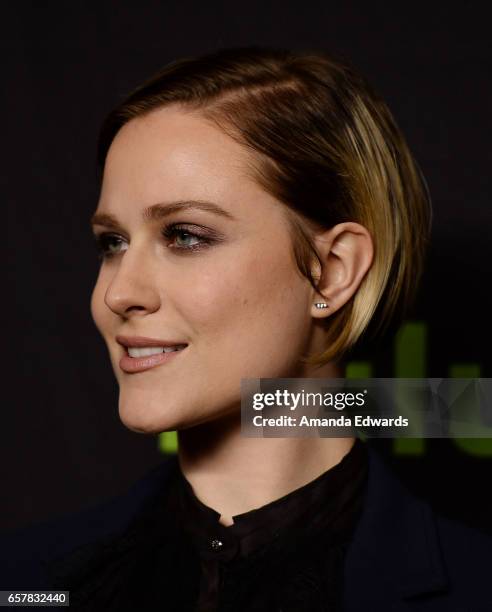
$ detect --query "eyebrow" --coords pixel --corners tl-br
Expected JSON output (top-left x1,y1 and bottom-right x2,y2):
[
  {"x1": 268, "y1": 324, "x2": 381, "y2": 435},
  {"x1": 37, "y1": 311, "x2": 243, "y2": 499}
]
[{"x1": 90, "y1": 200, "x2": 236, "y2": 228}]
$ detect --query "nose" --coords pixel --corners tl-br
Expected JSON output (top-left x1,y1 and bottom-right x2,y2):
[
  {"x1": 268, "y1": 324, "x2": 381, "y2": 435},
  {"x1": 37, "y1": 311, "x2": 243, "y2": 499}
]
[{"x1": 104, "y1": 247, "x2": 161, "y2": 318}]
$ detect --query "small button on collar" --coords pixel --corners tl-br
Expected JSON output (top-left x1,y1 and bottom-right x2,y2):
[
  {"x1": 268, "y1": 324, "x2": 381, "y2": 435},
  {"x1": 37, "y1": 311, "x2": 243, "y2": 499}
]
[{"x1": 210, "y1": 538, "x2": 223, "y2": 551}]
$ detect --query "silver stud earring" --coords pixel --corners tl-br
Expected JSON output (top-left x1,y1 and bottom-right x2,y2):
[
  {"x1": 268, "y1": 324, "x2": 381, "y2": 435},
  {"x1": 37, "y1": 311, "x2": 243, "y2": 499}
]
[{"x1": 314, "y1": 302, "x2": 329, "y2": 309}]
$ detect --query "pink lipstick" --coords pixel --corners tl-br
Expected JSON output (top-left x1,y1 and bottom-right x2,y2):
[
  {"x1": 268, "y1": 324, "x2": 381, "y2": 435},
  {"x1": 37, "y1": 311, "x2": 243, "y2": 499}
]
[{"x1": 116, "y1": 335, "x2": 188, "y2": 373}]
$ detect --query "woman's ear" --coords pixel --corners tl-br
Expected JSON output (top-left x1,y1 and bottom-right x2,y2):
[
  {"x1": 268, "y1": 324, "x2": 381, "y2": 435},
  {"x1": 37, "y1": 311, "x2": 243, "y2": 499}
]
[{"x1": 310, "y1": 222, "x2": 374, "y2": 318}]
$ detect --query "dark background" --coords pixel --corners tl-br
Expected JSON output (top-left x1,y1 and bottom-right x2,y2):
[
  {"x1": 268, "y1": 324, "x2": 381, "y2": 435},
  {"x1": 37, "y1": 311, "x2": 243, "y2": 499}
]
[{"x1": 4, "y1": 2, "x2": 491, "y2": 533}]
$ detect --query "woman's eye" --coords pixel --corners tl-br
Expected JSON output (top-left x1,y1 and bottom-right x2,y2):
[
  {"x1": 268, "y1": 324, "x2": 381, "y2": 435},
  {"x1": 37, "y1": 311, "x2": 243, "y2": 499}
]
[
  {"x1": 94, "y1": 234, "x2": 128, "y2": 260},
  {"x1": 173, "y1": 230, "x2": 201, "y2": 248},
  {"x1": 162, "y1": 225, "x2": 213, "y2": 252}
]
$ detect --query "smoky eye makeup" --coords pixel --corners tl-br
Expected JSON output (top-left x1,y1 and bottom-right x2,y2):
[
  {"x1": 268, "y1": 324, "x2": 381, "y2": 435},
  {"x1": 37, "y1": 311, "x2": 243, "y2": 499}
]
[
  {"x1": 93, "y1": 221, "x2": 226, "y2": 260},
  {"x1": 160, "y1": 222, "x2": 221, "y2": 252}
]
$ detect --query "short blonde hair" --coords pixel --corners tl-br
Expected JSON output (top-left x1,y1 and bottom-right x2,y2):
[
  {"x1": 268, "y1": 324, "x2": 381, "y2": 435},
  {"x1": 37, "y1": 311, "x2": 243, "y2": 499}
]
[{"x1": 98, "y1": 46, "x2": 432, "y2": 366}]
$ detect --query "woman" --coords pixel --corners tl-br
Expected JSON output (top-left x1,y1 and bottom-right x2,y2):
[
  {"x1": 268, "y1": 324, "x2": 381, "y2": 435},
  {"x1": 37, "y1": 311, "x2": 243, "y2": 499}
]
[{"x1": 2, "y1": 47, "x2": 490, "y2": 611}]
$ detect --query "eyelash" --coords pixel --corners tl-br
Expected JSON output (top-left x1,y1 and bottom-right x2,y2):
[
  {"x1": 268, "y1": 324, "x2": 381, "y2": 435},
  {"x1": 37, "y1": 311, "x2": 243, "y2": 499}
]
[{"x1": 94, "y1": 224, "x2": 214, "y2": 260}]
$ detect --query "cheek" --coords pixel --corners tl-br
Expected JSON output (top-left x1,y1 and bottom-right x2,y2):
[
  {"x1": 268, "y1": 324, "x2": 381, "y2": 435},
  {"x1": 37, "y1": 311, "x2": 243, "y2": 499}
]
[{"x1": 179, "y1": 248, "x2": 310, "y2": 369}]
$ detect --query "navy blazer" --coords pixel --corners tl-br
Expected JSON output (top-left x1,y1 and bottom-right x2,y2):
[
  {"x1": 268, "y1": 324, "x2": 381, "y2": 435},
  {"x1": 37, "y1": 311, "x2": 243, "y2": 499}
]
[{"x1": 1, "y1": 445, "x2": 491, "y2": 610}]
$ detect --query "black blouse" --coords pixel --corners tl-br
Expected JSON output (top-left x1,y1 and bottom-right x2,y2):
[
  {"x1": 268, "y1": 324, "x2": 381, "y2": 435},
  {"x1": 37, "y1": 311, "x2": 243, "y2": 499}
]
[{"x1": 48, "y1": 438, "x2": 368, "y2": 611}]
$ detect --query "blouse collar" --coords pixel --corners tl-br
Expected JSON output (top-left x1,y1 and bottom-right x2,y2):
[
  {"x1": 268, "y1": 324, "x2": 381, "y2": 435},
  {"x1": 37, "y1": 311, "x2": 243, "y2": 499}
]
[{"x1": 176, "y1": 437, "x2": 368, "y2": 562}]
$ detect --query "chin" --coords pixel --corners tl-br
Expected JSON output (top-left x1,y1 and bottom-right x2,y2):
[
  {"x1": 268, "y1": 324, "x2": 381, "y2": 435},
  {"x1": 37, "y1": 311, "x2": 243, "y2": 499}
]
[{"x1": 118, "y1": 390, "x2": 184, "y2": 434}]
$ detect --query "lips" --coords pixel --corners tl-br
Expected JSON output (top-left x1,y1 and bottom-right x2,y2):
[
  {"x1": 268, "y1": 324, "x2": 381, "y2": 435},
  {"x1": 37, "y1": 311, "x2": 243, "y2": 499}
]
[
  {"x1": 116, "y1": 335, "x2": 187, "y2": 349},
  {"x1": 116, "y1": 335, "x2": 188, "y2": 373}
]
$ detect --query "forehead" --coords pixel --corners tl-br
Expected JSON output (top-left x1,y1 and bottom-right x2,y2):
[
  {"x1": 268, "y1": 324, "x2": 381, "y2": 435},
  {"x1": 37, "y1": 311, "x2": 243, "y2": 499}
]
[{"x1": 100, "y1": 105, "x2": 264, "y2": 210}]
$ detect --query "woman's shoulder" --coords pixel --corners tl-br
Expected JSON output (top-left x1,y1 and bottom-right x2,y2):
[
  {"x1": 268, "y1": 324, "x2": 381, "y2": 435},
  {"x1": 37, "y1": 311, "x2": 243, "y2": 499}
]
[
  {"x1": 434, "y1": 511, "x2": 492, "y2": 584},
  {"x1": 0, "y1": 454, "x2": 179, "y2": 590},
  {"x1": 344, "y1": 444, "x2": 492, "y2": 611}
]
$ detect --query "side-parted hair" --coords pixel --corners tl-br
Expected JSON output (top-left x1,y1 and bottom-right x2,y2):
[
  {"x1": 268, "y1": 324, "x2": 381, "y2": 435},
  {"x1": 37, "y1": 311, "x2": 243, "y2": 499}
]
[{"x1": 97, "y1": 46, "x2": 432, "y2": 366}]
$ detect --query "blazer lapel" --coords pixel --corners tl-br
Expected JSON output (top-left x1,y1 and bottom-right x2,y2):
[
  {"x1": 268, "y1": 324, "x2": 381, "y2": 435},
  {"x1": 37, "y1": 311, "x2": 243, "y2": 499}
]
[
  {"x1": 41, "y1": 456, "x2": 181, "y2": 606},
  {"x1": 343, "y1": 446, "x2": 449, "y2": 609}
]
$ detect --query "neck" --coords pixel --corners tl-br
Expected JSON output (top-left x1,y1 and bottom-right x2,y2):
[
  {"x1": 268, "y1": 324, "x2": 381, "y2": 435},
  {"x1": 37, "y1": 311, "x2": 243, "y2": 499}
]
[{"x1": 177, "y1": 360, "x2": 354, "y2": 527}]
